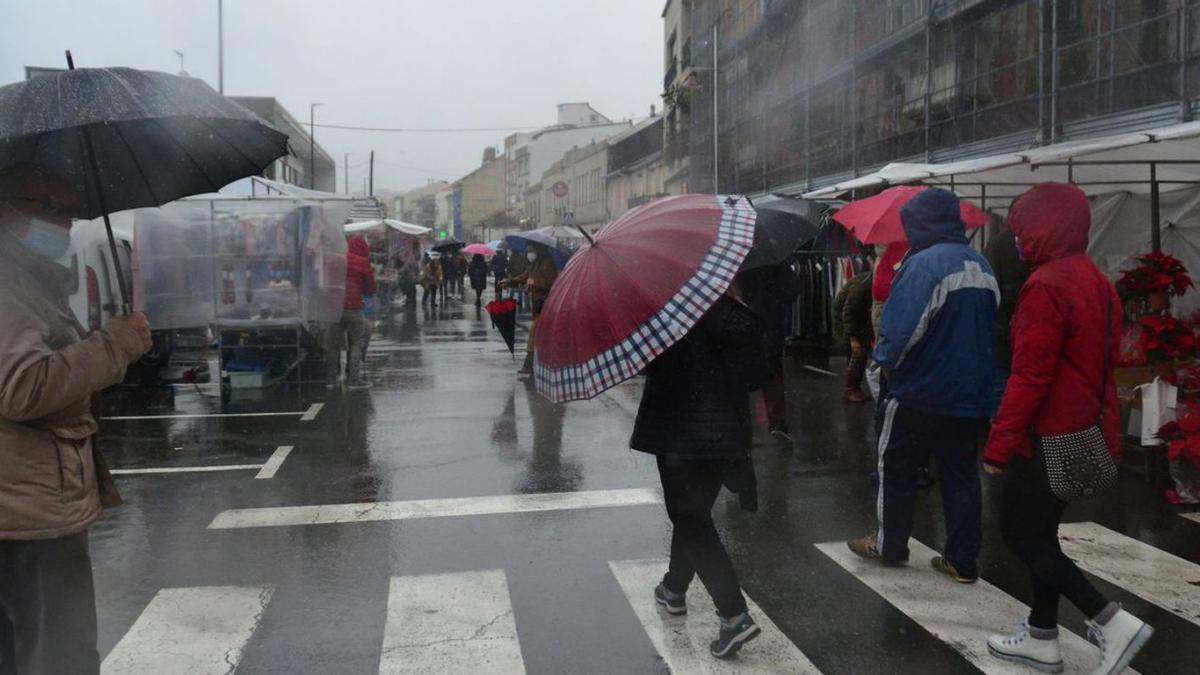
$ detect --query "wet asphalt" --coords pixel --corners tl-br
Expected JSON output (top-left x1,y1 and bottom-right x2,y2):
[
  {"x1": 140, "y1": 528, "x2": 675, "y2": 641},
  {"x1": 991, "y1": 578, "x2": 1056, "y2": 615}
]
[{"x1": 92, "y1": 299, "x2": 1200, "y2": 674}]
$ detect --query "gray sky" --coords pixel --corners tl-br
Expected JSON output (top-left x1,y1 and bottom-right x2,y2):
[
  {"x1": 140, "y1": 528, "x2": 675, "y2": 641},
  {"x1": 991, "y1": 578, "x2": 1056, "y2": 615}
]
[{"x1": 0, "y1": 0, "x2": 663, "y2": 195}]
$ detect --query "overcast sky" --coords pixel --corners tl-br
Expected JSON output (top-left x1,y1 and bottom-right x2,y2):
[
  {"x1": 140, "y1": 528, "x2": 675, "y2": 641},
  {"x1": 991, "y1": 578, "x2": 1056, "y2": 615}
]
[{"x1": 0, "y1": 0, "x2": 663, "y2": 195}]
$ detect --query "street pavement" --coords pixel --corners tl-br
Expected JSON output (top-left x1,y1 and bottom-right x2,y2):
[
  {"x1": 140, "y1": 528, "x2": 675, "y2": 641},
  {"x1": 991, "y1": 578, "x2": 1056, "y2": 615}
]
[{"x1": 92, "y1": 299, "x2": 1200, "y2": 674}]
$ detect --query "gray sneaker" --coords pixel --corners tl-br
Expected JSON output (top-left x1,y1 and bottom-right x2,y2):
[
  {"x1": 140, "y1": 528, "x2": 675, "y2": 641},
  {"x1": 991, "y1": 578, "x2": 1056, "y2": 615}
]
[
  {"x1": 710, "y1": 614, "x2": 761, "y2": 659},
  {"x1": 653, "y1": 583, "x2": 686, "y2": 615}
]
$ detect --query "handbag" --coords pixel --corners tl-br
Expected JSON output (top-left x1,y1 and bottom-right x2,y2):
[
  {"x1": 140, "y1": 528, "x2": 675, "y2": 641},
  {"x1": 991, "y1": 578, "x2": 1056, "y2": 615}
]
[{"x1": 1035, "y1": 297, "x2": 1119, "y2": 502}]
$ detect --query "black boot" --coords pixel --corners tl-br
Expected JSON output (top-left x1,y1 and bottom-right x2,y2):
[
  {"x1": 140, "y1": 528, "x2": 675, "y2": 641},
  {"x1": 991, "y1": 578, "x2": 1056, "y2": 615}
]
[{"x1": 517, "y1": 352, "x2": 534, "y2": 376}]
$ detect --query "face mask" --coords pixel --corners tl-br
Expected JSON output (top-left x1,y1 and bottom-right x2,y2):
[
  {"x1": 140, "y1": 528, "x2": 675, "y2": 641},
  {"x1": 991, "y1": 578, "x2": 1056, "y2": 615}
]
[
  {"x1": 1014, "y1": 235, "x2": 1026, "y2": 264},
  {"x1": 527, "y1": 251, "x2": 538, "y2": 262},
  {"x1": 21, "y1": 218, "x2": 71, "y2": 259}
]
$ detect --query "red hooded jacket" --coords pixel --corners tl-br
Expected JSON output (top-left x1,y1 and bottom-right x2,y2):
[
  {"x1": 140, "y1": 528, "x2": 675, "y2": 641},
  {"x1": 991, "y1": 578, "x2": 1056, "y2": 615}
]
[
  {"x1": 984, "y1": 183, "x2": 1122, "y2": 467},
  {"x1": 872, "y1": 241, "x2": 909, "y2": 302},
  {"x1": 343, "y1": 235, "x2": 377, "y2": 310}
]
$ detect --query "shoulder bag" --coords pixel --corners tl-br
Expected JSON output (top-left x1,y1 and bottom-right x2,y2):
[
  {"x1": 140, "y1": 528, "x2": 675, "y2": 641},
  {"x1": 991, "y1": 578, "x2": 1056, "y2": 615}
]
[{"x1": 1035, "y1": 296, "x2": 1119, "y2": 502}]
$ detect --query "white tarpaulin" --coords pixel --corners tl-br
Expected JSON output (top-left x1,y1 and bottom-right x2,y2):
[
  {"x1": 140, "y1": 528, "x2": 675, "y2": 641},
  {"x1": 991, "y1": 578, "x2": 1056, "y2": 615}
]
[
  {"x1": 343, "y1": 219, "x2": 431, "y2": 236},
  {"x1": 1090, "y1": 187, "x2": 1200, "y2": 315}
]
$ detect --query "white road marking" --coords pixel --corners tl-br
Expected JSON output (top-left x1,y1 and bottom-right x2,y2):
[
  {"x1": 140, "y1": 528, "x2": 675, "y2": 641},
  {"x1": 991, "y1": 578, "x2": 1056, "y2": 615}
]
[
  {"x1": 101, "y1": 585, "x2": 273, "y2": 675},
  {"x1": 255, "y1": 445, "x2": 295, "y2": 480},
  {"x1": 609, "y1": 559, "x2": 821, "y2": 674},
  {"x1": 378, "y1": 570, "x2": 525, "y2": 674},
  {"x1": 1181, "y1": 512, "x2": 1200, "y2": 526},
  {"x1": 208, "y1": 488, "x2": 663, "y2": 530},
  {"x1": 1060, "y1": 522, "x2": 1200, "y2": 627},
  {"x1": 801, "y1": 365, "x2": 838, "y2": 377},
  {"x1": 816, "y1": 539, "x2": 1139, "y2": 674},
  {"x1": 111, "y1": 464, "x2": 263, "y2": 475},
  {"x1": 103, "y1": 411, "x2": 305, "y2": 421},
  {"x1": 299, "y1": 402, "x2": 324, "y2": 422}
]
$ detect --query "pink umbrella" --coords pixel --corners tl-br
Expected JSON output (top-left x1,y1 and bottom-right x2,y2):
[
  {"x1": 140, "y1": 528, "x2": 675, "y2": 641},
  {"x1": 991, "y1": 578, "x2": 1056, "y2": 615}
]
[
  {"x1": 464, "y1": 243, "x2": 497, "y2": 256},
  {"x1": 833, "y1": 185, "x2": 993, "y2": 244}
]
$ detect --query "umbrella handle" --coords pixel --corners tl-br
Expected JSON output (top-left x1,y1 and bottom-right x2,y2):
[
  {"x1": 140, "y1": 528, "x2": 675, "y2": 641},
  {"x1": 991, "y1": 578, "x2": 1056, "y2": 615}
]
[{"x1": 67, "y1": 51, "x2": 131, "y2": 315}]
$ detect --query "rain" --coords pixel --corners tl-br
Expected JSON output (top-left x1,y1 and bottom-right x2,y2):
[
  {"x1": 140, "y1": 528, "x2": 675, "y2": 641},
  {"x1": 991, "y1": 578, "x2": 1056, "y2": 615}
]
[{"x1": 0, "y1": 2, "x2": 1198, "y2": 674}]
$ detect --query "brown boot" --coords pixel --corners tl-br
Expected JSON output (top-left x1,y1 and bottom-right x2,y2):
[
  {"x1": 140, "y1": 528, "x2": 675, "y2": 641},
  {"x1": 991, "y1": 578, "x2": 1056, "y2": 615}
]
[{"x1": 843, "y1": 368, "x2": 868, "y2": 403}]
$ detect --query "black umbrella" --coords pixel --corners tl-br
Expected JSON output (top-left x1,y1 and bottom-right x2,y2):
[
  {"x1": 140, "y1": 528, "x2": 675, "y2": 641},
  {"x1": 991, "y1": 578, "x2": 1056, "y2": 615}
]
[
  {"x1": 485, "y1": 298, "x2": 519, "y2": 360},
  {"x1": 432, "y1": 237, "x2": 465, "y2": 253},
  {"x1": 741, "y1": 197, "x2": 826, "y2": 271},
  {"x1": 0, "y1": 53, "x2": 289, "y2": 311}
]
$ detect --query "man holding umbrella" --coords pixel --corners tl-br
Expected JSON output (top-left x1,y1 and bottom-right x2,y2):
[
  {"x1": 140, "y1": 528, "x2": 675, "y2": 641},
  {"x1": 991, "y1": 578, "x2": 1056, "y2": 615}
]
[{"x1": 0, "y1": 165, "x2": 152, "y2": 674}]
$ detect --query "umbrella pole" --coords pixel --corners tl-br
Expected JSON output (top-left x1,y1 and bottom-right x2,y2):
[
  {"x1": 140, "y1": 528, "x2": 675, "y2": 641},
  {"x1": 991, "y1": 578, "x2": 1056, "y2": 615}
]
[{"x1": 66, "y1": 51, "x2": 132, "y2": 315}]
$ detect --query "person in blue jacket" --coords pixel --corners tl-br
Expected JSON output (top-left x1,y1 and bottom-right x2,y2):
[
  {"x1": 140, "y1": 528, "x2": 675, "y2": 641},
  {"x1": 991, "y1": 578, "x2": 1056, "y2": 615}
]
[{"x1": 848, "y1": 188, "x2": 998, "y2": 584}]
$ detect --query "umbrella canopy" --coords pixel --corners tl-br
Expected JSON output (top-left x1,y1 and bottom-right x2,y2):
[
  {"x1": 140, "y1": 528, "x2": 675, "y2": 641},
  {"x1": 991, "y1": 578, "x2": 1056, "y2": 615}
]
[
  {"x1": 344, "y1": 219, "x2": 431, "y2": 236},
  {"x1": 486, "y1": 239, "x2": 508, "y2": 251},
  {"x1": 743, "y1": 201, "x2": 824, "y2": 270},
  {"x1": 432, "y1": 236, "x2": 465, "y2": 252},
  {"x1": 533, "y1": 194, "x2": 757, "y2": 403},
  {"x1": 505, "y1": 227, "x2": 585, "y2": 270},
  {"x1": 0, "y1": 67, "x2": 288, "y2": 220},
  {"x1": 832, "y1": 186, "x2": 991, "y2": 244},
  {"x1": 463, "y1": 243, "x2": 496, "y2": 256}
]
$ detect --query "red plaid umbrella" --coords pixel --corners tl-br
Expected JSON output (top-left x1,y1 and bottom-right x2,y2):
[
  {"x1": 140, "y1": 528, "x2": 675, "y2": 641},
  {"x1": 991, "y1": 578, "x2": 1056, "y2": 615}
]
[
  {"x1": 533, "y1": 195, "x2": 756, "y2": 403},
  {"x1": 833, "y1": 185, "x2": 992, "y2": 244}
]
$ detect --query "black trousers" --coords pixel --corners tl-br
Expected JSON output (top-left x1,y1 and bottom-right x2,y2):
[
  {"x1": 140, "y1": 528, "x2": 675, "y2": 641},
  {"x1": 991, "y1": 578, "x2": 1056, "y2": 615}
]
[
  {"x1": 1001, "y1": 454, "x2": 1109, "y2": 629},
  {"x1": 0, "y1": 532, "x2": 99, "y2": 675},
  {"x1": 657, "y1": 455, "x2": 748, "y2": 619}
]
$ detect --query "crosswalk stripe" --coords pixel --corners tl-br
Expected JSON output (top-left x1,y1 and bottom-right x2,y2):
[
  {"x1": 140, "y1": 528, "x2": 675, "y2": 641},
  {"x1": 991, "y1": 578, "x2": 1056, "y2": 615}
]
[
  {"x1": 1060, "y1": 521, "x2": 1200, "y2": 628},
  {"x1": 379, "y1": 570, "x2": 525, "y2": 674},
  {"x1": 207, "y1": 488, "x2": 663, "y2": 529},
  {"x1": 1181, "y1": 512, "x2": 1200, "y2": 526},
  {"x1": 815, "y1": 539, "x2": 1139, "y2": 674},
  {"x1": 101, "y1": 585, "x2": 273, "y2": 675},
  {"x1": 609, "y1": 559, "x2": 822, "y2": 674}
]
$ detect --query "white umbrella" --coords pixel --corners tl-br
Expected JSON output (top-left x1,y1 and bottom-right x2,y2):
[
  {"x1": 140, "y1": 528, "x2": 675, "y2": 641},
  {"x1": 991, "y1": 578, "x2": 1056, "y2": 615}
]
[{"x1": 344, "y1": 219, "x2": 431, "y2": 236}]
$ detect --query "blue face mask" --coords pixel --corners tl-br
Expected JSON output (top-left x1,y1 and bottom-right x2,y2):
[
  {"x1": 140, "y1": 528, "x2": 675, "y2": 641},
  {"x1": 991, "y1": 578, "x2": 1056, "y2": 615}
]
[{"x1": 21, "y1": 218, "x2": 71, "y2": 260}]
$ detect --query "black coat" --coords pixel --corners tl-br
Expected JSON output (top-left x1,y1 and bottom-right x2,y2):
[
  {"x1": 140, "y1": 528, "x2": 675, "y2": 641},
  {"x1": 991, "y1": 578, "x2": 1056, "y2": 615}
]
[
  {"x1": 630, "y1": 296, "x2": 766, "y2": 460},
  {"x1": 468, "y1": 256, "x2": 490, "y2": 290}
]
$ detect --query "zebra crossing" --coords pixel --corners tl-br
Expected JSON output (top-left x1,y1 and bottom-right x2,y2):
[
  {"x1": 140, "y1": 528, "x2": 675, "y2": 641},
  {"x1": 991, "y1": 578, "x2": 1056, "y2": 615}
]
[{"x1": 97, "y1": 518, "x2": 1199, "y2": 674}]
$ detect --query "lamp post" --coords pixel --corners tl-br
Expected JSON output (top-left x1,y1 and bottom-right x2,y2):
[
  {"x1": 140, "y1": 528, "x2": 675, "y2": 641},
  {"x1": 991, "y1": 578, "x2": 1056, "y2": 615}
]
[
  {"x1": 681, "y1": 23, "x2": 719, "y2": 193},
  {"x1": 309, "y1": 102, "x2": 323, "y2": 190},
  {"x1": 343, "y1": 152, "x2": 351, "y2": 195}
]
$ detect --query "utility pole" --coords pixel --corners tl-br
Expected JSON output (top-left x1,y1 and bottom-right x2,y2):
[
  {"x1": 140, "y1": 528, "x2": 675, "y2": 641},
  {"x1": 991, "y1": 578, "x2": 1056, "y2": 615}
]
[
  {"x1": 712, "y1": 21, "x2": 719, "y2": 194},
  {"x1": 217, "y1": 0, "x2": 224, "y2": 94},
  {"x1": 344, "y1": 152, "x2": 351, "y2": 195},
  {"x1": 369, "y1": 150, "x2": 375, "y2": 197},
  {"x1": 309, "y1": 102, "x2": 322, "y2": 190}
]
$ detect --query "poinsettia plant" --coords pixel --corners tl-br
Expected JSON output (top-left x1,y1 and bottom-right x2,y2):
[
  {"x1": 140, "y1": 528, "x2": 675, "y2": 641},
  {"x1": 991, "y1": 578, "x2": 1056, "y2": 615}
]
[
  {"x1": 1156, "y1": 402, "x2": 1200, "y2": 471},
  {"x1": 1138, "y1": 314, "x2": 1198, "y2": 362},
  {"x1": 1116, "y1": 252, "x2": 1193, "y2": 299}
]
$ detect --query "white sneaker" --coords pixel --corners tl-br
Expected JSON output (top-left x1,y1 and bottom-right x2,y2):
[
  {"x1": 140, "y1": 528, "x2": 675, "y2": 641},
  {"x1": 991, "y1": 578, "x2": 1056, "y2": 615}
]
[
  {"x1": 1087, "y1": 608, "x2": 1153, "y2": 675},
  {"x1": 987, "y1": 622, "x2": 1064, "y2": 673}
]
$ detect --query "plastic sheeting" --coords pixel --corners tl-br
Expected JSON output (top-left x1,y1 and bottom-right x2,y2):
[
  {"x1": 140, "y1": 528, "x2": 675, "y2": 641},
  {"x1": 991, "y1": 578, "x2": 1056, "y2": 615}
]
[
  {"x1": 1090, "y1": 188, "x2": 1200, "y2": 315},
  {"x1": 133, "y1": 199, "x2": 350, "y2": 330}
]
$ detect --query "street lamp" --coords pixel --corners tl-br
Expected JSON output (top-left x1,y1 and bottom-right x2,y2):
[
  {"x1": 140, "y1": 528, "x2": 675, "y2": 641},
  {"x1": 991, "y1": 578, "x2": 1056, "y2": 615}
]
[
  {"x1": 309, "y1": 102, "x2": 323, "y2": 190},
  {"x1": 343, "y1": 152, "x2": 352, "y2": 195},
  {"x1": 680, "y1": 23, "x2": 719, "y2": 194}
]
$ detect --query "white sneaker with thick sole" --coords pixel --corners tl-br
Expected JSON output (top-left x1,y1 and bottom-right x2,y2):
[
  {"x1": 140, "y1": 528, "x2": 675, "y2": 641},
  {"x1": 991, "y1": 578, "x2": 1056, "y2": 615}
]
[
  {"x1": 987, "y1": 623, "x2": 1064, "y2": 674},
  {"x1": 1087, "y1": 608, "x2": 1153, "y2": 675}
]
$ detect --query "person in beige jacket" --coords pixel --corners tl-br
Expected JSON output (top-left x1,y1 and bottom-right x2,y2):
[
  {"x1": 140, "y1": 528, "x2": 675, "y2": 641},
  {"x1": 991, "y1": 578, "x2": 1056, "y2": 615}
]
[{"x1": 0, "y1": 165, "x2": 151, "y2": 675}]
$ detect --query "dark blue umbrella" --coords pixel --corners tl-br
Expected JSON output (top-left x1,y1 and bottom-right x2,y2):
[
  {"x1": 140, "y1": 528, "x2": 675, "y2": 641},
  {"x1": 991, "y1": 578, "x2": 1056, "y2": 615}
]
[{"x1": 0, "y1": 54, "x2": 289, "y2": 309}]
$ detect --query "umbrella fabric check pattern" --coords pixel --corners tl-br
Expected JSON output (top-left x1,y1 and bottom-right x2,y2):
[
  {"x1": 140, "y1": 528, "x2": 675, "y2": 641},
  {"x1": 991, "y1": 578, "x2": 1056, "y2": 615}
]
[{"x1": 534, "y1": 195, "x2": 756, "y2": 403}]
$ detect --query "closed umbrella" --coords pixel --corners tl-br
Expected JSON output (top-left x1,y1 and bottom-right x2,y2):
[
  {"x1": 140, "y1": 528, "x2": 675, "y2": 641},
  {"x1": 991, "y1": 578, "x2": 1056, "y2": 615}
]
[
  {"x1": 0, "y1": 55, "x2": 289, "y2": 310},
  {"x1": 533, "y1": 194, "x2": 757, "y2": 403},
  {"x1": 485, "y1": 298, "x2": 519, "y2": 360}
]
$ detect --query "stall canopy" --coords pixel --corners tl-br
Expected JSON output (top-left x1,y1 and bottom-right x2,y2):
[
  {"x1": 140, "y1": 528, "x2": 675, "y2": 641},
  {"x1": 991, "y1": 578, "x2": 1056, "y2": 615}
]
[
  {"x1": 343, "y1": 219, "x2": 431, "y2": 236},
  {"x1": 803, "y1": 120, "x2": 1200, "y2": 252}
]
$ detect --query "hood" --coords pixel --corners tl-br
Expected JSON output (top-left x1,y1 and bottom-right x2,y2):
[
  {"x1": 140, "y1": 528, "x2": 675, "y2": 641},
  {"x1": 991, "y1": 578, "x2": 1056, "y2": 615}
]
[
  {"x1": 1008, "y1": 182, "x2": 1090, "y2": 266},
  {"x1": 348, "y1": 235, "x2": 370, "y2": 258},
  {"x1": 899, "y1": 188, "x2": 967, "y2": 253}
]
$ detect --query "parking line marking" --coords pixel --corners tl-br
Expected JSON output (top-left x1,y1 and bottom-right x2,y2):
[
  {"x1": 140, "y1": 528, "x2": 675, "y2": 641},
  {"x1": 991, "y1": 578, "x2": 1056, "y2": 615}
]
[
  {"x1": 101, "y1": 585, "x2": 273, "y2": 675},
  {"x1": 255, "y1": 446, "x2": 294, "y2": 480},
  {"x1": 1060, "y1": 522, "x2": 1200, "y2": 628},
  {"x1": 111, "y1": 465, "x2": 263, "y2": 475},
  {"x1": 816, "y1": 538, "x2": 1139, "y2": 674},
  {"x1": 299, "y1": 402, "x2": 324, "y2": 422},
  {"x1": 610, "y1": 559, "x2": 822, "y2": 673},
  {"x1": 379, "y1": 570, "x2": 525, "y2": 674},
  {"x1": 802, "y1": 365, "x2": 838, "y2": 377},
  {"x1": 103, "y1": 411, "x2": 306, "y2": 421},
  {"x1": 207, "y1": 488, "x2": 663, "y2": 529}
]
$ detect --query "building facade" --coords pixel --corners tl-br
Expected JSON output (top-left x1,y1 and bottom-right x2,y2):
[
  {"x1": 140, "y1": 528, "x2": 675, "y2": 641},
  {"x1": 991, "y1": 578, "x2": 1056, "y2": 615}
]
[
  {"x1": 683, "y1": 0, "x2": 1200, "y2": 197},
  {"x1": 392, "y1": 180, "x2": 450, "y2": 230},
  {"x1": 662, "y1": 0, "x2": 694, "y2": 194},
  {"x1": 457, "y1": 153, "x2": 508, "y2": 243},
  {"x1": 229, "y1": 97, "x2": 336, "y2": 193},
  {"x1": 608, "y1": 117, "x2": 668, "y2": 221},
  {"x1": 534, "y1": 141, "x2": 610, "y2": 230}
]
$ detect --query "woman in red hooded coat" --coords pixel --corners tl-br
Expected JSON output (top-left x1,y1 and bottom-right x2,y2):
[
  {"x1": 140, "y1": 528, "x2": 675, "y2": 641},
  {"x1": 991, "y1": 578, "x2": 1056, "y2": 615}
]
[{"x1": 983, "y1": 183, "x2": 1152, "y2": 675}]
